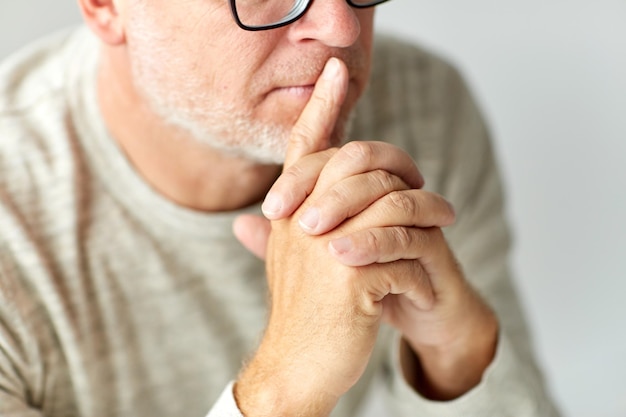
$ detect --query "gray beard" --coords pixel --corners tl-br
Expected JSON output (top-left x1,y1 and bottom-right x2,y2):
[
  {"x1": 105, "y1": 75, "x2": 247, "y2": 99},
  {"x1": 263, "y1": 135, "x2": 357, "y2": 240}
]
[{"x1": 144, "y1": 87, "x2": 355, "y2": 165}]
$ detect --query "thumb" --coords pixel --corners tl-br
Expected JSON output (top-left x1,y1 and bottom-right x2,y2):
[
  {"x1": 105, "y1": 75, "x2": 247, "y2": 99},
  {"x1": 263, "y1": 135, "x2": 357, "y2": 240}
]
[
  {"x1": 283, "y1": 57, "x2": 349, "y2": 169},
  {"x1": 233, "y1": 214, "x2": 272, "y2": 260}
]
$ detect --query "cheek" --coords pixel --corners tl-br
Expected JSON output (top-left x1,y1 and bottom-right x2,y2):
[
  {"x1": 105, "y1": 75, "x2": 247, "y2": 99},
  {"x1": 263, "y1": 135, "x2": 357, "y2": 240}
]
[
  {"x1": 125, "y1": 2, "x2": 246, "y2": 96},
  {"x1": 357, "y1": 9, "x2": 375, "y2": 33},
  {"x1": 183, "y1": 15, "x2": 279, "y2": 101},
  {"x1": 356, "y1": 10, "x2": 375, "y2": 70}
]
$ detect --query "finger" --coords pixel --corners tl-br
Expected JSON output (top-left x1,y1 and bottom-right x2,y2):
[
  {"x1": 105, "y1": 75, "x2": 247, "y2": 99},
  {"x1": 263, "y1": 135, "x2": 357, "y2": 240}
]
[
  {"x1": 233, "y1": 214, "x2": 272, "y2": 260},
  {"x1": 283, "y1": 57, "x2": 349, "y2": 169},
  {"x1": 333, "y1": 226, "x2": 464, "y2": 302},
  {"x1": 314, "y1": 141, "x2": 424, "y2": 194},
  {"x1": 311, "y1": 189, "x2": 454, "y2": 237},
  {"x1": 357, "y1": 190, "x2": 455, "y2": 229},
  {"x1": 329, "y1": 226, "x2": 443, "y2": 267},
  {"x1": 261, "y1": 148, "x2": 338, "y2": 219},
  {"x1": 360, "y1": 259, "x2": 435, "y2": 311},
  {"x1": 297, "y1": 169, "x2": 410, "y2": 234}
]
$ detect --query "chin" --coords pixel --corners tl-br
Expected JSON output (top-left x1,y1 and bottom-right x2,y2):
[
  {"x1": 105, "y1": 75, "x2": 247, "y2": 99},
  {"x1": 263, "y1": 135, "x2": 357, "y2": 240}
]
[{"x1": 194, "y1": 124, "x2": 290, "y2": 165}]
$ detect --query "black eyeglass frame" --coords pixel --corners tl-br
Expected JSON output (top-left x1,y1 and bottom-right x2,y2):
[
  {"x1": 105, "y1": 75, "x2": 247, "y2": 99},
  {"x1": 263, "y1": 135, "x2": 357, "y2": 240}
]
[{"x1": 228, "y1": 0, "x2": 391, "y2": 32}]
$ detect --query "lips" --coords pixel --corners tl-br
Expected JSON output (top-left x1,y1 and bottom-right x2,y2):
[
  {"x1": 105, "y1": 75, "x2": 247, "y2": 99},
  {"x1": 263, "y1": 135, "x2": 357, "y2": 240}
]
[
  {"x1": 264, "y1": 61, "x2": 328, "y2": 98},
  {"x1": 273, "y1": 84, "x2": 315, "y2": 96}
]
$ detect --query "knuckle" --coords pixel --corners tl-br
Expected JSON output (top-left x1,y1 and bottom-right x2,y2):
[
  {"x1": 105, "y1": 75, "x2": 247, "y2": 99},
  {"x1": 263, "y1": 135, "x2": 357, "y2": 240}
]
[
  {"x1": 312, "y1": 88, "x2": 335, "y2": 111},
  {"x1": 282, "y1": 163, "x2": 306, "y2": 182},
  {"x1": 289, "y1": 126, "x2": 316, "y2": 149},
  {"x1": 371, "y1": 169, "x2": 399, "y2": 192},
  {"x1": 341, "y1": 141, "x2": 375, "y2": 166},
  {"x1": 326, "y1": 184, "x2": 352, "y2": 208},
  {"x1": 393, "y1": 226, "x2": 414, "y2": 248},
  {"x1": 387, "y1": 190, "x2": 419, "y2": 216},
  {"x1": 364, "y1": 229, "x2": 383, "y2": 253}
]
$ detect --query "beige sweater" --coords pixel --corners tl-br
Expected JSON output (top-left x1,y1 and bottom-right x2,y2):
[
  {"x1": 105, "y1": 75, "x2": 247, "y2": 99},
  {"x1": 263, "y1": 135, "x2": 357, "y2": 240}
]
[{"x1": 0, "y1": 27, "x2": 559, "y2": 416}]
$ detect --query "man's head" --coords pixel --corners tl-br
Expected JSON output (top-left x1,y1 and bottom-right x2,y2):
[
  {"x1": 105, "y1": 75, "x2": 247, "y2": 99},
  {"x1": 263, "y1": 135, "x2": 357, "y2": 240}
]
[{"x1": 79, "y1": 0, "x2": 377, "y2": 163}]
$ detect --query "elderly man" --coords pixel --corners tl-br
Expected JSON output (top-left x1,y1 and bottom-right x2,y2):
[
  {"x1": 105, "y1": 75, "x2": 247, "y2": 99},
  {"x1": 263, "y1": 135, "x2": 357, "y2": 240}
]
[{"x1": 0, "y1": 0, "x2": 559, "y2": 416}]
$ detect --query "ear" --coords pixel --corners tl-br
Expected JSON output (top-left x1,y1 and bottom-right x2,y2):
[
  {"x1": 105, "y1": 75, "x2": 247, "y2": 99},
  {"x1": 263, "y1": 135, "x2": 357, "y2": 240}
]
[{"x1": 77, "y1": 0, "x2": 125, "y2": 45}]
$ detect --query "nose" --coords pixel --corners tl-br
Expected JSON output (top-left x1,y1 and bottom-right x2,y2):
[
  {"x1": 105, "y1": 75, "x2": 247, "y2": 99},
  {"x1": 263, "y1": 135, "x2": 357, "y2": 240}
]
[{"x1": 287, "y1": 0, "x2": 362, "y2": 48}]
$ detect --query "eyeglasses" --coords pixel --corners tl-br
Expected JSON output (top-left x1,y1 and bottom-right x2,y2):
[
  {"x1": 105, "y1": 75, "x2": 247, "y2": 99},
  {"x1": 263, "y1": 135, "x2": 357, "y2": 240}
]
[{"x1": 229, "y1": 0, "x2": 391, "y2": 31}]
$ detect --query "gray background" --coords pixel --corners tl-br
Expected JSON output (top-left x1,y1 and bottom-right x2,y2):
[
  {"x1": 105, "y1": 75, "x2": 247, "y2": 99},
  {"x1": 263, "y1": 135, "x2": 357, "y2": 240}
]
[{"x1": 1, "y1": 1, "x2": 625, "y2": 416}]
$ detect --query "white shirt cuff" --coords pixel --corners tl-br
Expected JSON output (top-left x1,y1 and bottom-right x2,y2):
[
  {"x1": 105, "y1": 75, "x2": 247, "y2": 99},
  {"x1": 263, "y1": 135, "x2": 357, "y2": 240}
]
[{"x1": 206, "y1": 381, "x2": 244, "y2": 417}]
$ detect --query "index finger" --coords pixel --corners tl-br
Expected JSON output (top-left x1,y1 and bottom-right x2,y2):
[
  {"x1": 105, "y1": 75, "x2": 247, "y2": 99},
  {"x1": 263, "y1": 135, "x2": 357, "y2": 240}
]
[{"x1": 283, "y1": 57, "x2": 349, "y2": 169}]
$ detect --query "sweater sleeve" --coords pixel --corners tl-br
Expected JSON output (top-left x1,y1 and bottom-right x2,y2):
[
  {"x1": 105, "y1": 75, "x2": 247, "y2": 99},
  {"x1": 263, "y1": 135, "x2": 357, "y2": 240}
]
[
  {"x1": 385, "y1": 332, "x2": 559, "y2": 416},
  {"x1": 379, "y1": 61, "x2": 561, "y2": 416},
  {"x1": 0, "y1": 262, "x2": 45, "y2": 417}
]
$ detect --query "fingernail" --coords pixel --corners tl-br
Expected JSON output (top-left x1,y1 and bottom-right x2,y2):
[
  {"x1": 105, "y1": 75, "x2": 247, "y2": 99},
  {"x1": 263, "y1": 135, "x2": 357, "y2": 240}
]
[
  {"x1": 299, "y1": 207, "x2": 320, "y2": 232},
  {"x1": 322, "y1": 57, "x2": 340, "y2": 81},
  {"x1": 329, "y1": 237, "x2": 352, "y2": 255},
  {"x1": 262, "y1": 192, "x2": 282, "y2": 218}
]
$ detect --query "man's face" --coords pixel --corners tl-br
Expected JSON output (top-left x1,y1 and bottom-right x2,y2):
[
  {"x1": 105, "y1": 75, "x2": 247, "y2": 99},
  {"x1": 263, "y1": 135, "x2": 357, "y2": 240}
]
[{"x1": 121, "y1": 0, "x2": 375, "y2": 164}]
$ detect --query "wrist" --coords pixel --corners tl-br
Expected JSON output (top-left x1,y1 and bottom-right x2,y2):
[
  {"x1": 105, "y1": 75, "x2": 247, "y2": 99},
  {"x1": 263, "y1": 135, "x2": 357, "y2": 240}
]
[
  {"x1": 401, "y1": 309, "x2": 499, "y2": 401},
  {"x1": 234, "y1": 345, "x2": 339, "y2": 417}
]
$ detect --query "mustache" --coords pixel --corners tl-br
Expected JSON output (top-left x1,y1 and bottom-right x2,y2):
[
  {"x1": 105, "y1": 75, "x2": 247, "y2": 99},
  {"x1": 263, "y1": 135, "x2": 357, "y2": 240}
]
[{"x1": 263, "y1": 50, "x2": 367, "y2": 89}]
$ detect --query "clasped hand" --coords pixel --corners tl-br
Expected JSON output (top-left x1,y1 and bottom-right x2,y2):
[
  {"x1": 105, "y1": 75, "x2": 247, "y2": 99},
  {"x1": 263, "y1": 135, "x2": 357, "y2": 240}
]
[{"x1": 234, "y1": 58, "x2": 498, "y2": 416}]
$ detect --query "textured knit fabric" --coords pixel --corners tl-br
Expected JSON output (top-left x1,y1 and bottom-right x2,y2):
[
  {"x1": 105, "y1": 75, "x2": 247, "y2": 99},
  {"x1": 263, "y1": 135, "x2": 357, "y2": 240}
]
[{"x1": 0, "y1": 27, "x2": 560, "y2": 416}]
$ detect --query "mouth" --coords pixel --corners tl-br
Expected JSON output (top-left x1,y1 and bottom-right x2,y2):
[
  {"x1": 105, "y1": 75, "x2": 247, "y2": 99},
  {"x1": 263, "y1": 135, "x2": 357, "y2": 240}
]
[
  {"x1": 271, "y1": 84, "x2": 315, "y2": 97},
  {"x1": 253, "y1": 83, "x2": 316, "y2": 127},
  {"x1": 260, "y1": 73, "x2": 356, "y2": 119},
  {"x1": 264, "y1": 63, "x2": 328, "y2": 99}
]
